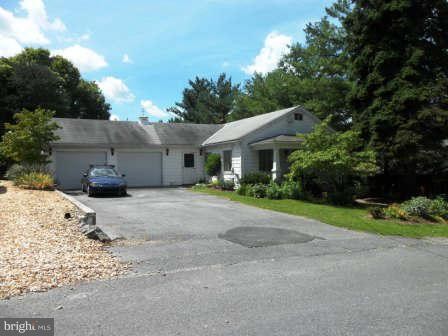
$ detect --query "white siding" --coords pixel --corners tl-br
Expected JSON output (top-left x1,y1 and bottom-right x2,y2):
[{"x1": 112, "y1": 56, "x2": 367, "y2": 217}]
[
  {"x1": 240, "y1": 111, "x2": 318, "y2": 177},
  {"x1": 162, "y1": 147, "x2": 205, "y2": 186},
  {"x1": 205, "y1": 143, "x2": 242, "y2": 182},
  {"x1": 243, "y1": 111, "x2": 316, "y2": 145}
]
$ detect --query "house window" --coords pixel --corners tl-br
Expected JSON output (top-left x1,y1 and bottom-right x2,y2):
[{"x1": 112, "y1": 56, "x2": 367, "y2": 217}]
[
  {"x1": 259, "y1": 149, "x2": 273, "y2": 172},
  {"x1": 223, "y1": 150, "x2": 232, "y2": 171},
  {"x1": 184, "y1": 153, "x2": 194, "y2": 168},
  {"x1": 294, "y1": 113, "x2": 303, "y2": 121}
]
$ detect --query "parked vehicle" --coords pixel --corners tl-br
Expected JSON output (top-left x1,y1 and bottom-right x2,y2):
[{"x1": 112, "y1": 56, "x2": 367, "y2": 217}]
[{"x1": 81, "y1": 165, "x2": 127, "y2": 197}]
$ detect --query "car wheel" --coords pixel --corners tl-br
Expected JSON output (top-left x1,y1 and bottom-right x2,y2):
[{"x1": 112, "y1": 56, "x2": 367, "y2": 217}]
[{"x1": 87, "y1": 185, "x2": 93, "y2": 197}]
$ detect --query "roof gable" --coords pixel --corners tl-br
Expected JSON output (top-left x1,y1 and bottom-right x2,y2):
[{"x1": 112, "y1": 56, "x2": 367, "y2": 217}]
[{"x1": 202, "y1": 106, "x2": 309, "y2": 146}]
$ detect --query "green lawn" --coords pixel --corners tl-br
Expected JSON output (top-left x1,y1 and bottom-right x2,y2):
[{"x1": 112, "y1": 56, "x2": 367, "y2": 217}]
[{"x1": 192, "y1": 186, "x2": 448, "y2": 238}]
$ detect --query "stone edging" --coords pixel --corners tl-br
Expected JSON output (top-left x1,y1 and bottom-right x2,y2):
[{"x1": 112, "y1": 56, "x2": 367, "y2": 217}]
[{"x1": 55, "y1": 190, "x2": 111, "y2": 242}]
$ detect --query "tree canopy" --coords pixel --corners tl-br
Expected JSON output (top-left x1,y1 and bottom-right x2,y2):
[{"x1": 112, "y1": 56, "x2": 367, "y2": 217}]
[
  {"x1": 344, "y1": 0, "x2": 448, "y2": 191},
  {"x1": 0, "y1": 48, "x2": 110, "y2": 132},
  {"x1": 168, "y1": 73, "x2": 239, "y2": 123},
  {"x1": 0, "y1": 108, "x2": 60, "y2": 164}
]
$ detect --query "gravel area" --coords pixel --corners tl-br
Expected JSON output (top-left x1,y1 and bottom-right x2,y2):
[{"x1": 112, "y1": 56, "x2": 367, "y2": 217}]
[{"x1": 0, "y1": 180, "x2": 127, "y2": 300}]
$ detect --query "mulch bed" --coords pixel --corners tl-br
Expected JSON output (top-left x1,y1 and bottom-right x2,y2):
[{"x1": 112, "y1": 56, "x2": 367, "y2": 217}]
[{"x1": 0, "y1": 180, "x2": 127, "y2": 299}]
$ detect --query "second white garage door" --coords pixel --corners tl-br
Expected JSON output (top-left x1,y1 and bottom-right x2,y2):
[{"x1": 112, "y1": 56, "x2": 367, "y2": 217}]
[{"x1": 116, "y1": 152, "x2": 162, "y2": 187}]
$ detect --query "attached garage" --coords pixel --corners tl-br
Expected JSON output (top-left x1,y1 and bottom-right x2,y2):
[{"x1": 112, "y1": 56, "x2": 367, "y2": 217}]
[
  {"x1": 54, "y1": 151, "x2": 107, "y2": 189},
  {"x1": 116, "y1": 151, "x2": 162, "y2": 187},
  {"x1": 51, "y1": 118, "x2": 223, "y2": 189}
]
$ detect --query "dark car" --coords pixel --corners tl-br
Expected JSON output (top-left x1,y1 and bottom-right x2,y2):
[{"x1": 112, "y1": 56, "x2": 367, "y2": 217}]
[{"x1": 81, "y1": 165, "x2": 127, "y2": 197}]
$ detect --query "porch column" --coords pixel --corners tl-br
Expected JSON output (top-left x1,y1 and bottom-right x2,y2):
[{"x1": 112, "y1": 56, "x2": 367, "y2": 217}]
[{"x1": 271, "y1": 146, "x2": 281, "y2": 181}]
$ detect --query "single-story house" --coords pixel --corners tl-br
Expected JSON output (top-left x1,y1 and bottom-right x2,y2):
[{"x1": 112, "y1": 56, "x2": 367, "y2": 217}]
[{"x1": 50, "y1": 106, "x2": 321, "y2": 189}]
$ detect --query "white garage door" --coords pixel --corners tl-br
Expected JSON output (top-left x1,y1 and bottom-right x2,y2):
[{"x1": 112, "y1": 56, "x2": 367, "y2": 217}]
[
  {"x1": 54, "y1": 151, "x2": 107, "y2": 190},
  {"x1": 116, "y1": 152, "x2": 162, "y2": 187}
]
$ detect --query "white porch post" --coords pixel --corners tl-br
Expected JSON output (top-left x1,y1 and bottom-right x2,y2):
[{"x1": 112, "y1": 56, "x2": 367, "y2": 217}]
[{"x1": 271, "y1": 146, "x2": 281, "y2": 181}]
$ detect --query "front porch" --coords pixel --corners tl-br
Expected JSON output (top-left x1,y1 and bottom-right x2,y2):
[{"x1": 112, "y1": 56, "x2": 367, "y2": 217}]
[{"x1": 249, "y1": 135, "x2": 303, "y2": 181}]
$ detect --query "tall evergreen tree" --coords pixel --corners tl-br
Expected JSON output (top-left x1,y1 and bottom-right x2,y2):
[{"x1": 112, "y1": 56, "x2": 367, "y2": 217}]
[
  {"x1": 344, "y1": 0, "x2": 448, "y2": 194},
  {"x1": 168, "y1": 73, "x2": 239, "y2": 124}
]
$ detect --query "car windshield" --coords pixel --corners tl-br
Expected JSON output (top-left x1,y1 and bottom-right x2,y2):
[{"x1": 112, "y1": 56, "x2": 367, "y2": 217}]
[{"x1": 89, "y1": 167, "x2": 119, "y2": 177}]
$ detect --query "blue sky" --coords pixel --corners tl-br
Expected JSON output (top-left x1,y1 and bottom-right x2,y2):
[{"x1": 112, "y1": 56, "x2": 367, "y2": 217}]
[{"x1": 0, "y1": 0, "x2": 333, "y2": 121}]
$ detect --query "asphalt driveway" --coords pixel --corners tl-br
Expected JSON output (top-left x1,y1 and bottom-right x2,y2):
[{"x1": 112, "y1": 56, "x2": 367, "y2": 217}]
[
  {"x1": 2, "y1": 188, "x2": 448, "y2": 336},
  {"x1": 70, "y1": 187, "x2": 365, "y2": 242}
]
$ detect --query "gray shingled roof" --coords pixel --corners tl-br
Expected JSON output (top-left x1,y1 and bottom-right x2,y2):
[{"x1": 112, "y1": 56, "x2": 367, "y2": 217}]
[
  {"x1": 53, "y1": 118, "x2": 160, "y2": 147},
  {"x1": 201, "y1": 106, "x2": 301, "y2": 146},
  {"x1": 53, "y1": 118, "x2": 222, "y2": 147},
  {"x1": 146, "y1": 123, "x2": 223, "y2": 146},
  {"x1": 53, "y1": 106, "x2": 312, "y2": 148}
]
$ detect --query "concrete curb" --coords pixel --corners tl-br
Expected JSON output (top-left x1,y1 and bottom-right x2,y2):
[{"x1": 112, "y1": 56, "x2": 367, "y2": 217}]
[{"x1": 56, "y1": 190, "x2": 111, "y2": 242}]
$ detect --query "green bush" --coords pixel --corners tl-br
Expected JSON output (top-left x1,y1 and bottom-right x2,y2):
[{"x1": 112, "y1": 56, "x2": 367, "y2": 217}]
[
  {"x1": 205, "y1": 153, "x2": 221, "y2": 176},
  {"x1": 247, "y1": 184, "x2": 267, "y2": 198},
  {"x1": 280, "y1": 181, "x2": 303, "y2": 200},
  {"x1": 429, "y1": 197, "x2": 448, "y2": 219},
  {"x1": 15, "y1": 172, "x2": 54, "y2": 190},
  {"x1": 5, "y1": 163, "x2": 49, "y2": 180},
  {"x1": 369, "y1": 206, "x2": 386, "y2": 219},
  {"x1": 401, "y1": 197, "x2": 433, "y2": 218},
  {"x1": 237, "y1": 184, "x2": 248, "y2": 196},
  {"x1": 266, "y1": 182, "x2": 282, "y2": 199},
  {"x1": 385, "y1": 204, "x2": 409, "y2": 220},
  {"x1": 219, "y1": 179, "x2": 235, "y2": 191},
  {"x1": 240, "y1": 172, "x2": 271, "y2": 185}
]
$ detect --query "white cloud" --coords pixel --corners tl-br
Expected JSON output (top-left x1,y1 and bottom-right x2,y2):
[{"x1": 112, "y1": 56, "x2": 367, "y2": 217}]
[
  {"x1": 19, "y1": 0, "x2": 66, "y2": 32},
  {"x1": 97, "y1": 76, "x2": 135, "y2": 103},
  {"x1": 242, "y1": 31, "x2": 292, "y2": 75},
  {"x1": 51, "y1": 44, "x2": 107, "y2": 72},
  {"x1": 122, "y1": 53, "x2": 132, "y2": 64},
  {"x1": 140, "y1": 100, "x2": 169, "y2": 119},
  {"x1": 0, "y1": 35, "x2": 23, "y2": 57},
  {"x1": 0, "y1": 0, "x2": 66, "y2": 55},
  {"x1": 109, "y1": 114, "x2": 120, "y2": 121}
]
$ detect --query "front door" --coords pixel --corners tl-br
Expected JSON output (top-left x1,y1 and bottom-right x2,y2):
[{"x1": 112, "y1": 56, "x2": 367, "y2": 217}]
[{"x1": 182, "y1": 152, "x2": 196, "y2": 185}]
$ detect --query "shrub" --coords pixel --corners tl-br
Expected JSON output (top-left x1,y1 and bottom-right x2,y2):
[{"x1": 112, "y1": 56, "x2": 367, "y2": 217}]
[
  {"x1": 385, "y1": 204, "x2": 408, "y2": 220},
  {"x1": 266, "y1": 182, "x2": 282, "y2": 199},
  {"x1": 15, "y1": 172, "x2": 54, "y2": 190},
  {"x1": 6, "y1": 163, "x2": 49, "y2": 180},
  {"x1": 205, "y1": 153, "x2": 221, "y2": 176},
  {"x1": 236, "y1": 184, "x2": 248, "y2": 196},
  {"x1": 219, "y1": 180, "x2": 235, "y2": 191},
  {"x1": 400, "y1": 197, "x2": 433, "y2": 218},
  {"x1": 369, "y1": 206, "x2": 386, "y2": 219},
  {"x1": 247, "y1": 184, "x2": 267, "y2": 198},
  {"x1": 429, "y1": 197, "x2": 448, "y2": 219},
  {"x1": 240, "y1": 172, "x2": 271, "y2": 185},
  {"x1": 280, "y1": 181, "x2": 303, "y2": 200}
]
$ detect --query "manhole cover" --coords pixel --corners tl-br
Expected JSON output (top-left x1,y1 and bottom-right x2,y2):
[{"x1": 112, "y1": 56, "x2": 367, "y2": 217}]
[{"x1": 218, "y1": 226, "x2": 315, "y2": 248}]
